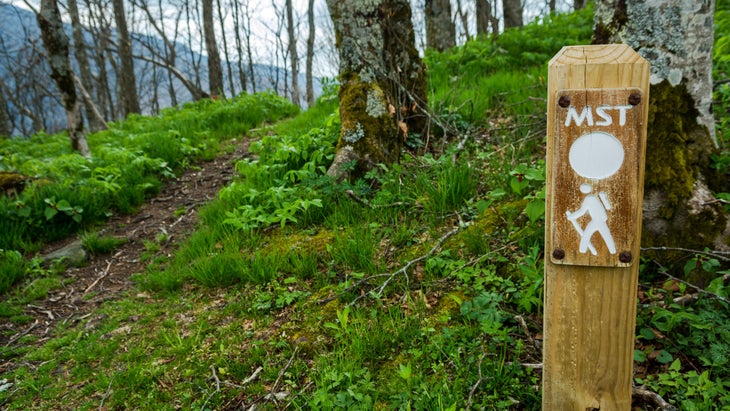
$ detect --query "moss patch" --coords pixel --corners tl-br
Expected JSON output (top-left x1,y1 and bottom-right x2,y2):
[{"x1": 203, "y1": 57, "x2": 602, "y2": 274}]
[{"x1": 644, "y1": 80, "x2": 715, "y2": 218}]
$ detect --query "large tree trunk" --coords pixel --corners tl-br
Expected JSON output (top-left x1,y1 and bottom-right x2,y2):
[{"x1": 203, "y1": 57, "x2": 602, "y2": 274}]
[
  {"x1": 425, "y1": 0, "x2": 455, "y2": 51},
  {"x1": 326, "y1": 0, "x2": 427, "y2": 180},
  {"x1": 593, "y1": 0, "x2": 729, "y2": 276},
  {"x1": 285, "y1": 0, "x2": 300, "y2": 105},
  {"x1": 502, "y1": 0, "x2": 523, "y2": 29},
  {"x1": 37, "y1": 0, "x2": 90, "y2": 157},
  {"x1": 305, "y1": 0, "x2": 315, "y2": 106},
  {"x1": 112, "y1": 0, "x2": 141, "y2": 117},
  {"x1": 203, "y1": 0, "x2": 224, "y2": 98}
]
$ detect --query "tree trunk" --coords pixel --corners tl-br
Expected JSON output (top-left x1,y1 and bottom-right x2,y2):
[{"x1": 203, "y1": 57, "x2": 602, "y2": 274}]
[
  {"x1": 326, "y1": 0, "x2": 427, "y2": 180},
  {"x1": 231, "y1": 0, "x2": 248, "y2": 93},
  {"x1": 305, "y1": 0, "x2": 315, "y2": 106},
  {"x1": 425, "y1": 0, "x2": 456, "y2": 51},
  {"x1": 502, "y1": 0, "x2": 523, "y2": 28},
  {"x1": 0, "y1": 88, "x2": 11, "y2": 137},
  {"x1": 285, "y1": 0, "x2": 300, "y2": 105},
  {"x1": 475, "y1": 0, "x2": 490, "y2": 36},
  {"x1": 454, "y1": 0, "x2": 470, "y2": 40},
  {"x1": 593, "y1": 0, "x2": 729, "y2": 275},
  {"x1": 112, "y1": 0, "x2": 141, "y2": 117},
  {"x1": 67, "y1": 0, "x2": 105, "y2": 132},
  {"x1": 574, "y1": 0, "x2": 587, "y2": 10},
  {"x1": 37, "y1": 0, "x2": 90, "y2": 157},
  {"x1": 203, "y1": 0, "x2": 224, "y2": 98},
  {"x1": 217, "y1": 0, "x2": 236, "y2": 97}
]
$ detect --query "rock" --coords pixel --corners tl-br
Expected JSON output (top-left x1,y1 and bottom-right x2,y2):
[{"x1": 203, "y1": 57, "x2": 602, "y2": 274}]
[{"x1": 42, "y1": 239, "x2": 87, "y2": 267}]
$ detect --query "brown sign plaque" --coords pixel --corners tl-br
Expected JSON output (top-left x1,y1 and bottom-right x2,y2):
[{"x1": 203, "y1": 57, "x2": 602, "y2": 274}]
[{"x1": 549, "y1": 88, "x2": 646, "y2": 267}]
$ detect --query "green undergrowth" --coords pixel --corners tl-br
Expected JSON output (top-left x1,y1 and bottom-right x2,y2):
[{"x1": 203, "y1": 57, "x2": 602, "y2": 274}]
[
  {"x1": 0, "y1": 93, "x2": 298, "y2": 294},
  {"x1": 1, "y1": 5, "x2": 730, "y2": 410}
]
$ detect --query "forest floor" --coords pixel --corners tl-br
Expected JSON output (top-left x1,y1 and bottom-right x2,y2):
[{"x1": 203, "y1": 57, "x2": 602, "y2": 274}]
[{"x1": 0, "y1": 140, "x2": 247, "y2": 363}]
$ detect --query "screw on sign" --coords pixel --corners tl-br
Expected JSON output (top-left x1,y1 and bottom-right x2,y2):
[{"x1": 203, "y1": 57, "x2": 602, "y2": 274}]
[{"x1": 543, "y1": 44, "x2": 649, "y2": 411}]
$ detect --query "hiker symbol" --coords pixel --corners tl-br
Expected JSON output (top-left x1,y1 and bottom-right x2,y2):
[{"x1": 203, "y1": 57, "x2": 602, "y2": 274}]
[{"x1": 565, "y1": 131, "x2": 624, "y2": 256}]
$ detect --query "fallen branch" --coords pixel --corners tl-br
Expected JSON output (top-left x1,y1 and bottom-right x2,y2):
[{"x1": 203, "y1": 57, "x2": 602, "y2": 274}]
[
  {"x1": 344, "y1": 189, "x2": 410, "y2": 209},
  {"x1": 319, "y1": 223, "x2": 469, "y2": 306},
  {"x1": 633, "y1": 385, "x2": 678, "y2": 411},
  {"x1": 465, "y1": 352, "x2": 489, "y2": 411},
  {"x1": 270, "y1": 346, "x2": 299, "y2": 400},
  {"x1": 641, "y1": 246, "x2": 730, "y2": 262},
  {"x1": 83, "y1": 260, "x2": 114, "y2": 295}
]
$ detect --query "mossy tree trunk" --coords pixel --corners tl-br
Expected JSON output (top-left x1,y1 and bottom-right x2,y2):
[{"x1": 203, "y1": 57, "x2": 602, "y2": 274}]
[
  {"x1": 37, "y1": 0, "x2": 90, "y2": 157},
  {"x1": 593, "y1": 0, "x2": 730, "y2": 274},
  {"x1": 326, "y1": 0, "x2": 427, "y2": 180}
]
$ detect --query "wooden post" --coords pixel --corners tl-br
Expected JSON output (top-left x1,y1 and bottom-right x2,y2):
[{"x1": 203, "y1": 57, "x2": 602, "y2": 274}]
[{"x1": 543, "y1": 44, "x2": 649, "y2": 410}]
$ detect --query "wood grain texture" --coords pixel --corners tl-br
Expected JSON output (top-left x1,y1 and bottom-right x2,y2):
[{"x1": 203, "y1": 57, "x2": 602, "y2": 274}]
[{"x1": 543, "y1": 44, "x2": 649, "y2": 411}]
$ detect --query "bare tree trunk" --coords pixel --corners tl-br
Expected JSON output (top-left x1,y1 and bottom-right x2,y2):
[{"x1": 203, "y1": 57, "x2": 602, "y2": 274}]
[
  {"x1": 84, "y1": 0, "x2": 115, "y2": 119},
  {"x1": 502, "y1": 0, "x2": 523, "y2": 28},
  {"x1": 231, "y1": 0, "x2": 247, "y2": 93},
  {"x1": 454, "y1": 0, "x2": 470, "y2": 41},
  {"x1": 593, "y1": 0, "x2": 729, "y2": 274},
  {"x1": 36, "y1": 0, "x2": 90, "y2": 156},
  {"x1": 202, "y1": 0, "x2": 224, "y2": 98},
  {"x1": 113, "y1": 0, "x2": 141, "y2": 116},
  {"x1": 305, "y1": 0, "x2": 315, "y2": 106},
  {"x1": 285, "y1": 0, "x2": 299, "y2": 105},
  {"x1": 326, "y1": 0, "x2": 427, "y2": 180},
  {"x1": 574, "y1": 0, "x2": 586, "y2": 10},
  {"x1": 216, "y1": 0, "x2": 235, "y2": 96},
  {"x1": 67, "y1": 0, "x2": 105, "y2": 131},
  {"x1": 243, "y1": 2, "x2": 256, "y2": 93},
  {"x1": 425, "y1": 0, "x2": 456, "y2": 50}
]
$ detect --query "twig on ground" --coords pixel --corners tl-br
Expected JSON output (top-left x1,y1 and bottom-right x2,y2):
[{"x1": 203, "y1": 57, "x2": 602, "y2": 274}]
[
  {"x1": 98, "y1": 372, "x2": 116, "y2": 411},
  {"x1": 633, "y1": 385, "x2": 678, "y2": 411},
  {"x1": 465, "y1": 352, "x2": 489, "y2": 411},
  {"x1": 83, "y1": 260, "x2": 114, "y2": 295},
  {"x1": 5, "y1": 320, "x2": 38, "y2": 346},
  {"x1": 641, "y1": 246, "x2": 730, "y2": 262},
  {"x1": 270, "y1": 346, "x2": 299, "y2": 399},
  {"x1": 319, "y1": 223, "x2": 469, "y2": 306},
  {"x1": 660, "y1": 271, "x2": 729, "y2": 304},
  {"x1": 344, "y1": 189, "x2": 410, "y2": 209}
]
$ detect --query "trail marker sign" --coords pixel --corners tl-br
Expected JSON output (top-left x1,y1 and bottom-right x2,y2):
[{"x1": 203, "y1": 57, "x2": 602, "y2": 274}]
[{"x1": 543, "y1": 44, "x2": 649, "y2": 410}]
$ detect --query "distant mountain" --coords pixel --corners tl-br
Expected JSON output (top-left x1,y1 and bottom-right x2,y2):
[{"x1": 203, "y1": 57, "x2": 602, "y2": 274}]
[{"x1": 0, "y1": 1, "x2": 320, "y2": 136}]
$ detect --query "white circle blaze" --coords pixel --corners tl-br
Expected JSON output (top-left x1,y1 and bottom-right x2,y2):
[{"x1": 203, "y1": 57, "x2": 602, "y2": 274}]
[{"x1": 568, "y1": 131, "x2": 625, "y2": 179}]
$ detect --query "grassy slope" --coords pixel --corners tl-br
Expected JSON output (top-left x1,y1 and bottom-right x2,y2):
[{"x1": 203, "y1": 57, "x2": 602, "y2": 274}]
[{"x1": 1, "y1": 4, "x2": 730, "y2": 410}]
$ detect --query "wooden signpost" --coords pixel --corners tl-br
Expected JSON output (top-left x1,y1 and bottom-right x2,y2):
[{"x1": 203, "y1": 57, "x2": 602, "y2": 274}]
[{"x1": 543, "y1": 44, "x2": 650, "y2": 410}]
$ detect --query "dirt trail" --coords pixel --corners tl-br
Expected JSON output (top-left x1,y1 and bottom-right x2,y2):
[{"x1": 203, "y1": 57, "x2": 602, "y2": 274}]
[{"x1": 0, "y1": 141, "x2": 246, "y2": 354}]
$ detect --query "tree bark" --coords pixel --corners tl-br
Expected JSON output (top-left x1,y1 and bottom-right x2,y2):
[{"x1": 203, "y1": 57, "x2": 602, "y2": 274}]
[
  {"x1": 593, "y1": 0, "x2": 729, "y2": 273},
  {"x1": 574, "y1": 0, "x2": 587, "y2": 10},
  {"x1": 112, "y1": 0, "x2": 141, "y2": 116},
  {"x1": 285, "y1": 0, "x2": 300, "y2": 105},
  {"x1": 502, "y1": 0, "x2": 523, "y2": 29},
  {"x1": 203, "y1": 0, "x2": 224, "y2": 98},
  {"x1": 231, "y1": 0, "x2": 248, "y2": 93},
  {"x1": 326, "y1": 0, "x2": 427, "y2": 180},
  {"x1": 216, "y1": 0, "x2": 236, "y2": 97},
  {"x1": 67, "y1": 0, "x2": 105, "y2": 132},
  {"x1": 36, "y1": 0, "x2": 90, "y2": 156},
  {"x1": 305, "y1": 0, "x2": 315, "y2": 106},
  {"x1": 0, "y1": 87, "x2": 10, "y2": 137},
  {"x1": 425, "y1": 0, "x2": 456, "y2": 51}
]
